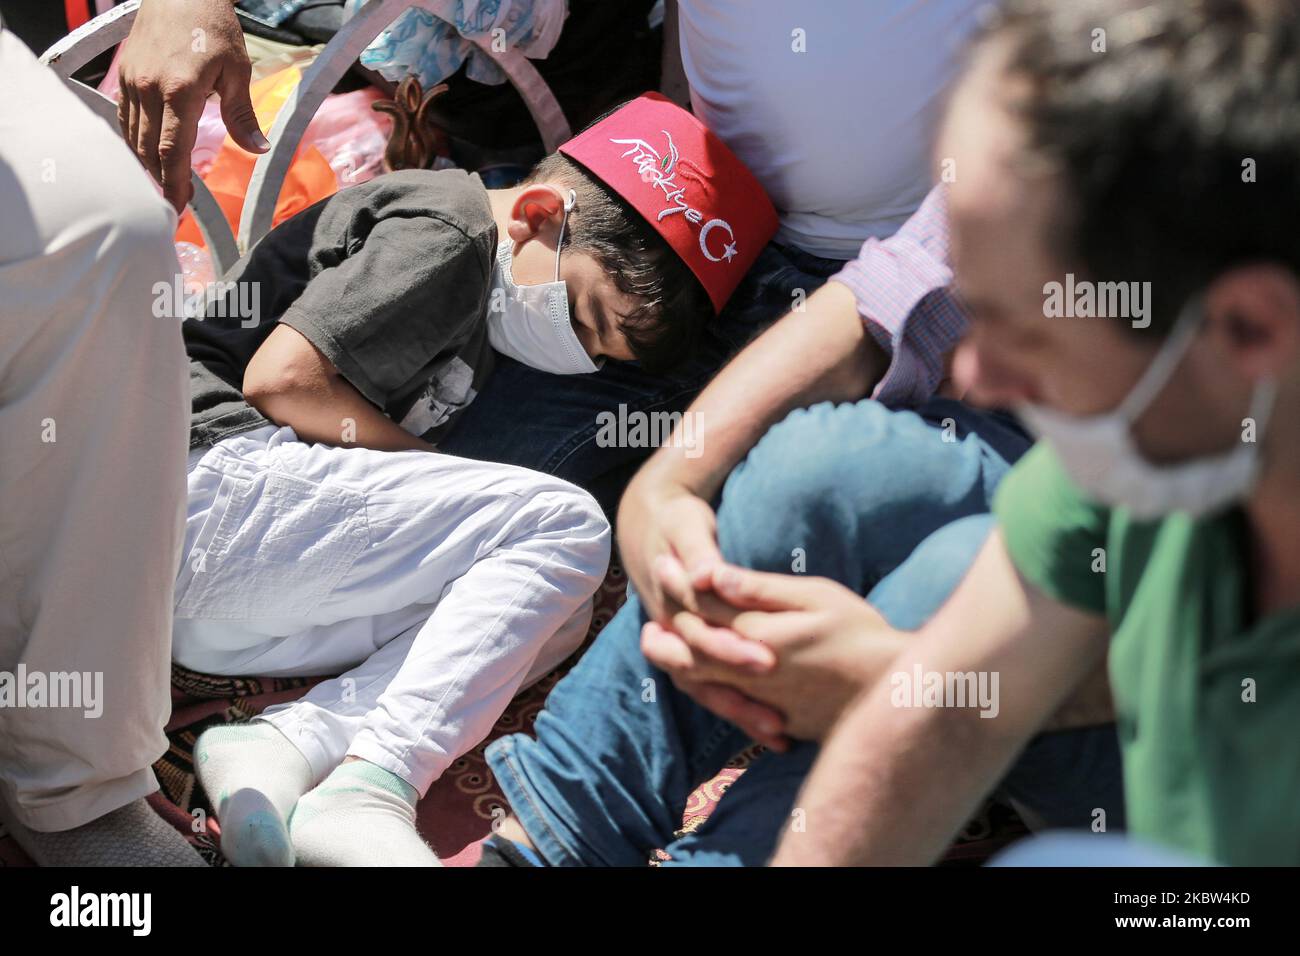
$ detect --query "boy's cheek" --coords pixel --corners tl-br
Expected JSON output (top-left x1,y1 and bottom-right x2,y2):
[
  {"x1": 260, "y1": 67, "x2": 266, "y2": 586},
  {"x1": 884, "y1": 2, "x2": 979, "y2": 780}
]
[
  {"x1": 607, "y1": 336, "x2": 638, "y2": 362},
  {"x1": 571, "y1": 321, "x2": 600, "y2": 358}
]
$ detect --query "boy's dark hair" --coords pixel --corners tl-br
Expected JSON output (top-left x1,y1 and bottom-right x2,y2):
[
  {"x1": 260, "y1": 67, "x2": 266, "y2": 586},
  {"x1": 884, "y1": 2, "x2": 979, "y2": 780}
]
[
  {"x1": 525, "y1": 150, "x2": 712, "y2": 373},
  {"x1": 984, "y1": 0, "x2": 1300, "y2": 336}
]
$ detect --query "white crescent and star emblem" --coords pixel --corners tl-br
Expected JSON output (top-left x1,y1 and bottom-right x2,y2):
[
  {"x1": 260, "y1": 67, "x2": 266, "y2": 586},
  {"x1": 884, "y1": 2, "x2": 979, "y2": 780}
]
[
  {"x1": 610, "y1": 131, "x2": 741, "y2": 267},
  {"x1": 699, "y1": 219, "x2": 738, "y2": 263}
]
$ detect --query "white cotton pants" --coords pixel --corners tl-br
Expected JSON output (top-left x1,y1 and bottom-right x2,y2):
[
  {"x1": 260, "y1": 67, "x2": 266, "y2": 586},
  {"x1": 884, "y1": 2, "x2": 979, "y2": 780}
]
[
  {"x1": 0, "y1": 28, "x2": 188, "y2": 830},
  {"x1": 172, "y1": 425, "x2": 611, "y2": 794}
]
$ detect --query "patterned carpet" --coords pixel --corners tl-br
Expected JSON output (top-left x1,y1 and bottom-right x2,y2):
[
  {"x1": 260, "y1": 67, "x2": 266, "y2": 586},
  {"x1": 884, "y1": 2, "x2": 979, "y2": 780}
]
[{"x1": 0, "y1": 559, "x2": 1026, "y2": 867}]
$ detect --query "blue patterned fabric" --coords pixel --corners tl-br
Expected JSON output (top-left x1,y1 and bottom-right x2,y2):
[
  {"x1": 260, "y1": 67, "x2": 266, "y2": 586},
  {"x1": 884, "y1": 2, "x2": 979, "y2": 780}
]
[
  {"x1": 346, "y1": 0, "x2": 568, "y2": 88},
  {"x1": 239, "y1": 1, "x2": 567, "y2": 87}
]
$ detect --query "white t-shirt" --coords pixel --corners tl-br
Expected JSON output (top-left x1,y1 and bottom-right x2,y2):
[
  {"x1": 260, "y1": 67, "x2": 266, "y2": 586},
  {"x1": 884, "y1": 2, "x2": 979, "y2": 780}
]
[{"x1": 677, "y1": 0, "x2": 984, "y2": 259}]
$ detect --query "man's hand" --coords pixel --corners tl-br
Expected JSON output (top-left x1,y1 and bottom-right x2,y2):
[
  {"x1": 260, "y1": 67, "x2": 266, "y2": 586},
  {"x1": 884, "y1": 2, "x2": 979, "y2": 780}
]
[
  {"x1": 615, "y1": 467, "x2": 726, "y2": 625},
  {"x1": 614, "y1": 281, "x2": 883, "y2": 627},
  {"x1": 118, "y1": 0, "x2": 268, "y2": 211},
  {"x1": 770, "y1": 532, "x2": 1109, "y2": 866},
  {"x1": 642, "y1": 565, "x2": 904, "y2": 746}
]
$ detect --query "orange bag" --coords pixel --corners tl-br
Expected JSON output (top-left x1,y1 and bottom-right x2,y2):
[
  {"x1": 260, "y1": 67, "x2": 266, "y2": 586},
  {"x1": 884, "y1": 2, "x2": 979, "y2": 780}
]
[{"x1": 176, "y1": 67, "x2": 338, "y2": 249}]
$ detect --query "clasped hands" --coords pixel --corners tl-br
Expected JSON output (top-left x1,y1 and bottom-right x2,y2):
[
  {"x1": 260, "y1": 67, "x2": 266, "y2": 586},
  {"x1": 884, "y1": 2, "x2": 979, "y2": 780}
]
[{"x1": 630, "y1": 489, "x2": 904, "y2": 750}]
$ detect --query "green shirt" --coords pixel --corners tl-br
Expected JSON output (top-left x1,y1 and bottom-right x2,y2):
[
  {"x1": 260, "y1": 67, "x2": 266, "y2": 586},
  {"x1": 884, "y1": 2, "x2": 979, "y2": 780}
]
[{"x1": 994, "y1": 444, "x2": 1300, "y2": 865}]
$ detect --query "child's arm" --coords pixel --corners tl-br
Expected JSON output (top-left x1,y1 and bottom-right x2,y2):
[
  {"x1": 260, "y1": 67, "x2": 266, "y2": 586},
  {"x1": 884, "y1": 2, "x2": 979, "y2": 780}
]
[
  {"x1": 234, "y1": 180, "x2": 492, "y2": 452},
  {"x1": 244, "y1": 324, "x2": 435, "y2": 453}
]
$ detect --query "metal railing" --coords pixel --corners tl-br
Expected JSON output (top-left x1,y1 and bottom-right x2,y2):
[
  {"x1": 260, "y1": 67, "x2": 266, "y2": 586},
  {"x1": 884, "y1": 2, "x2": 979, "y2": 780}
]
[{"x1": 40, "y1": 0, "x2": 572, "y2": 275}]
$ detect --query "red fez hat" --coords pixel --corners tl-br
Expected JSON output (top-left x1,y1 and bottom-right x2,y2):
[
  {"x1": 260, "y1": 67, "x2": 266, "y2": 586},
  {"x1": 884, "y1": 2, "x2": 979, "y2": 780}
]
[{"x1": 559, "y1": 93, "x2": 779, "y2": 313}]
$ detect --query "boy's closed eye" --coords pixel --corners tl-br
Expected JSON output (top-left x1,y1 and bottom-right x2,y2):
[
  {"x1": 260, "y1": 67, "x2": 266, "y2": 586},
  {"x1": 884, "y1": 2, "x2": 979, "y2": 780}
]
[
  {"x1": 574, "y1": 287, "x2": 639, "y2": 361},
  {"x1": 550, "y1": 232, "x2": 633, "y2": 362}
]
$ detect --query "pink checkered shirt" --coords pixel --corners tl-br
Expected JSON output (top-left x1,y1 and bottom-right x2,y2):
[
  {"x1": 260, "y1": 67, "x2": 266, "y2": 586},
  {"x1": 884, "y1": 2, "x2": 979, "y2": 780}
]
[{"x1": 830, "y1": 186, "x2": 966, "y2": 407}]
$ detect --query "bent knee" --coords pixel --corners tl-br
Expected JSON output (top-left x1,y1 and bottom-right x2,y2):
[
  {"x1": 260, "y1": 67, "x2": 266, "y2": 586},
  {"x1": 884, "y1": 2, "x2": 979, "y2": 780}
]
[
  {"x1": 533, "y1": 482, "x2": 612, "y2": 580},
  {"x1": 716, "y1": 400, "x2": 987, "y2": 577},
  {"x1": 716, "y1": 402, "x2": 895, "y2": 569},
  {"x1": 721, "y1": 400, "x2": 937, "y2": 514}
]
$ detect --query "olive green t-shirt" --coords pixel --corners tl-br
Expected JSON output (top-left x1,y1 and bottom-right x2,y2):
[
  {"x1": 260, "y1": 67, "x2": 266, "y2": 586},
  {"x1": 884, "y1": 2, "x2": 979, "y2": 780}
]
[{"x1": 994, "y1": 443, "x2": 1300, "y2": 865}]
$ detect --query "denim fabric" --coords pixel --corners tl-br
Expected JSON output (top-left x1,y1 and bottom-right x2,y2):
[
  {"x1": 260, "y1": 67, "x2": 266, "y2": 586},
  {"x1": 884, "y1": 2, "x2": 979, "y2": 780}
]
[
  {"x1": 438, "y1": 242, "x2": 846, "y2": 515},
  {"x1": 485, "y1": 398, "x2": 1121, "y2": 865}
]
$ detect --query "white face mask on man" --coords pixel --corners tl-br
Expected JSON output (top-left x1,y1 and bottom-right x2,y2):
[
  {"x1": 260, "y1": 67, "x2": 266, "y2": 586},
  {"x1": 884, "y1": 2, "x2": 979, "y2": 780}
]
[
  {"x1": 1018, "y1": 297, "x2": 1278, "y2": 520},
  {"x1": 485, "y1": 189, "x2": 602, "y2": 376}
]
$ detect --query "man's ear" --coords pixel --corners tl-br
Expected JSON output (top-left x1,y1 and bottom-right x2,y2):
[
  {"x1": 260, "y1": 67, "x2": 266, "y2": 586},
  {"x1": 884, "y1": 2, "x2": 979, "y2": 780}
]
[
  {"x1": 1204, "y1": 263, "x2": 1300, "y2": 382},
  {"x1": 508, "y1": 184, "x2": 567, "y2": 245}
]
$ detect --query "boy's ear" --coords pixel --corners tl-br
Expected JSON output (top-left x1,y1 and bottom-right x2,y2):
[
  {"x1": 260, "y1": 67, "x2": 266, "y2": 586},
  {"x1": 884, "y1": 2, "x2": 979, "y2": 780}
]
[{"x1": 508, "y1": 184, "x2": 568, "y2": 244}]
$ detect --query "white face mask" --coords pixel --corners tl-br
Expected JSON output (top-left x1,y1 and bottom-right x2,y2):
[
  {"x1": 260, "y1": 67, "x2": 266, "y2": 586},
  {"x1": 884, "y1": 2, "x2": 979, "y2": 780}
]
[
  {"x1": 485, "y1": 189, "x2": 601, "y2": 376},
  {"x1": 1018, "y1": 298, "x2": 1278, "y2": 520}
]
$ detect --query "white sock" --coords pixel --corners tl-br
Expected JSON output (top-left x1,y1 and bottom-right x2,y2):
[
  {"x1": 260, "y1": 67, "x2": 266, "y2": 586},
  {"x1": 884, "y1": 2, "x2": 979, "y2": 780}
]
[
  {"x1": 0, "y1": 797, "x2": 207, "y2": 867},
  {"x1": 194, "y1": 721, "x2": 313, "y2": 867},
  {"x1": 289, "y1": 761, "x2": 441, "y2": 867}
]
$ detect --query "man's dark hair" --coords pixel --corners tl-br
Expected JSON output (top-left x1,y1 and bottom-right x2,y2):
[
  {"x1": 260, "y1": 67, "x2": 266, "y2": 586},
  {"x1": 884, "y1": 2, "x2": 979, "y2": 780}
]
[
  {"x1": 524, "y1": 150, "x2": 712, "y2": 373},
  {"x1": 984, "y1": 0, "x2": 1300, "y2": 335}
]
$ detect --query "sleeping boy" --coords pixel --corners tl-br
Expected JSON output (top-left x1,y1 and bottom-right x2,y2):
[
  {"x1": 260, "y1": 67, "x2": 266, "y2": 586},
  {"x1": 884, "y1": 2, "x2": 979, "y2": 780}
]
[{"x1": 177, "y1": 94, "x2": 777, "y2": 866}]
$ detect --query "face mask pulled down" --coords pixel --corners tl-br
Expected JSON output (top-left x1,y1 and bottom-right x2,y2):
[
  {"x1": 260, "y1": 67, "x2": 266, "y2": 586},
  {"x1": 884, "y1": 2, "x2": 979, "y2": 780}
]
[
  {"x1": 1018, "y1": 298, "x2": 1277, "y2": 520},
  {"x1": 486, "y1": 190, "x2": 601, "y2": 376}
]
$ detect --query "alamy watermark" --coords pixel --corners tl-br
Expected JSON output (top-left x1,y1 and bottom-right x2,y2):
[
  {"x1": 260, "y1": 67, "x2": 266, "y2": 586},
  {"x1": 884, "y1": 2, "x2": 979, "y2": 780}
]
[
  {"x1": 889, "y1": 663, "x2": 1000, "y2": 718},
  {"x1": 0, "y1": 666, "x2": 103, "y2": 718},
  {"x1": 1043, "y1": 273, "x2": 1151, "y2": 329},
  {"x1": 595, "y1": 405, "x2": 704, "y2": 458},
  {"x1": 50, "y1": 886, "x2": 150, "y2": 936},
  {"x1": 153, "y1": 275, "x2": 261, "y2": 326}
]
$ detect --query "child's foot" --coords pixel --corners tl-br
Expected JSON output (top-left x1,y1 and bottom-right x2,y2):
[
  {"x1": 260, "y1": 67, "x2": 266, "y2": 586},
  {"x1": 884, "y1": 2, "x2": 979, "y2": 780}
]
[
  {"x1": 0, "y1": 797, "x2": 207, "y2": 866},
  {"x1": 288, "y1": 760, "x2": 441, "y2": 867},
  {"x1": 194, "y1": 721, "x2": 313, "y2": 867}
]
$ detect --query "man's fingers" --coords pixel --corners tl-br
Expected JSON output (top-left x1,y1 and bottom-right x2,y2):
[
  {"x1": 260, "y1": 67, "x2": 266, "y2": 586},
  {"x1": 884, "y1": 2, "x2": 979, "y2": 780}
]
[
  {"x1": 655, "y1": 559, "x2": 817, "y2": 656},
  {"x1": 644, "y1": 626, "x2": 792, "y2": 750},
  {"x1": 685, "y1": 681, "x2": 790, "y2": 752},
  {"x1": 667, "y1": 509, "x2": 724, "y2": 590},
  {"x1": 216, "y1": 66, "x2": 269, "y2": 154},
  {"x1": 158, "y1": 95, "x2": 201, "y2": 212},
  {"x1": 135, "y1": 89, "x2": 166, "y2": 183},
  {"x1": 640, "y1": 620, "x2": 696, "y2": 673},
  {"x1": 116, "y1": 72, "x2": 132, "y2": 142},
  {"x1": 653, "y1": 552, "x2": 698, "y2": 612},
  {"x1": 728, "y1": 608, "x2": 823, "y2": 649},
  {"x1": 115, "y1": 0, "x2": 252, "y2": 197},
  {"x1": 690, "y1": 588, "x2": 743, "y2": 626},
  {"x1": 712, "y1": 562, "x2": 825, "y2": 612},
  {"x1": 670, "y1": 609, "x2": 776, "y2": 672},
  {"x1": 123, "y1": 85, "x2": 142, "y2": 170}
]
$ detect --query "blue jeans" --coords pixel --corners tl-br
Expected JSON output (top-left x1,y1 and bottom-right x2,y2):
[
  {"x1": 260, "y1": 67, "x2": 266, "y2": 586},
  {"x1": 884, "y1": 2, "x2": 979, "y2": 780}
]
[
  {"x1": 486, "y1": 398, "x2": 1125, "y2": 865},
  {"x1": 438, "y1": 242, "x2": 847, "y2": 516},
  {"x1": 990, "y1": 832, "x2": 1204, "y2": 866}
]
